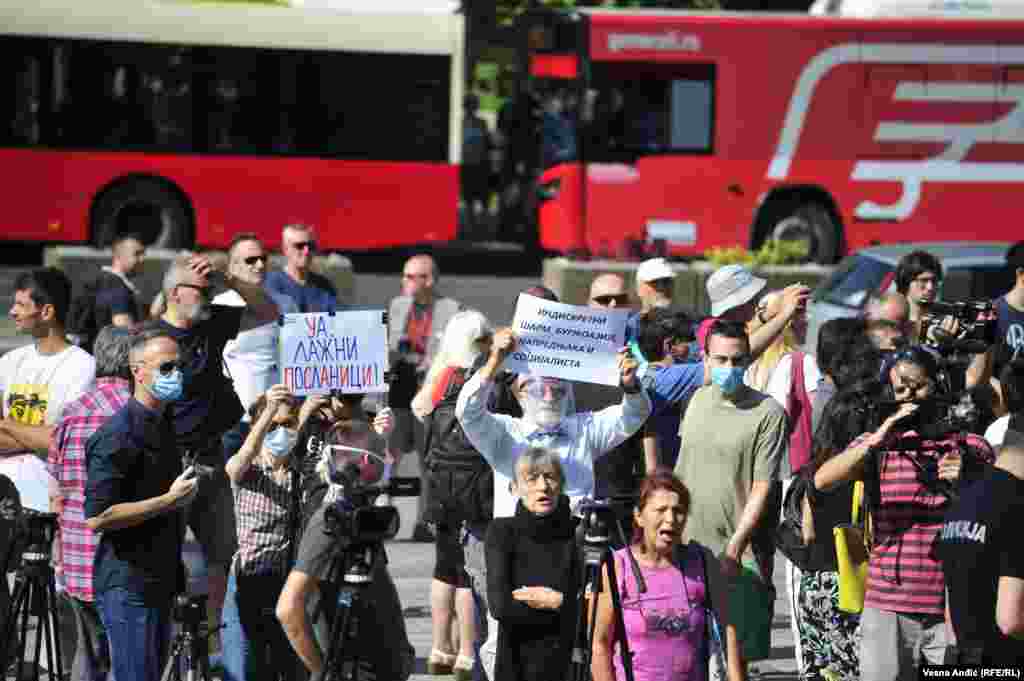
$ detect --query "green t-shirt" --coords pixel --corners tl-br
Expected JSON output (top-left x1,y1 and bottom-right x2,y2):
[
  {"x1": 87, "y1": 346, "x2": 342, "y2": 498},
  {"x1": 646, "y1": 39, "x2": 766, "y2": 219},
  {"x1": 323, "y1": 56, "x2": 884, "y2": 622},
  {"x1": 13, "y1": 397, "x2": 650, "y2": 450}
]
[{"x1": 674, "y1": 385, "x2": 786, "y2": 557}]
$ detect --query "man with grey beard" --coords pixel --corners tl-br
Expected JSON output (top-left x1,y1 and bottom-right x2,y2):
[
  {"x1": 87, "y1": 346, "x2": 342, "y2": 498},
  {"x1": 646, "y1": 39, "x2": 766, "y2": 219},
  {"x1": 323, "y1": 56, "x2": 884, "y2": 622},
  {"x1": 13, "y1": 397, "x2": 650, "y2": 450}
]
[{"x1": 153, "y1": 252, "x2": 279, "y2": 645}]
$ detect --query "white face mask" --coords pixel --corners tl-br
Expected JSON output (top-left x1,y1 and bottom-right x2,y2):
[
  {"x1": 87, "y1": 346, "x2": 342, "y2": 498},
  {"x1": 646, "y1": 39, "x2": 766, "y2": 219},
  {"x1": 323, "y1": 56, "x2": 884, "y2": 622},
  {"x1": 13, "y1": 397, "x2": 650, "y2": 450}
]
[{"x1": 264, "y1": 426, "x2": 297, "y2": 459}]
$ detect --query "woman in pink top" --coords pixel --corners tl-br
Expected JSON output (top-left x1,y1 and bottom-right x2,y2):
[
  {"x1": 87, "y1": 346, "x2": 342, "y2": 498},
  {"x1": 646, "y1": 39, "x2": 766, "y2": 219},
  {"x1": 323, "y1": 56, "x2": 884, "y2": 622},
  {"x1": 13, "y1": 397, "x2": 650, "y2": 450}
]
[{"x1": 591, "y1": 470, "x2": 713, "y2": 681}]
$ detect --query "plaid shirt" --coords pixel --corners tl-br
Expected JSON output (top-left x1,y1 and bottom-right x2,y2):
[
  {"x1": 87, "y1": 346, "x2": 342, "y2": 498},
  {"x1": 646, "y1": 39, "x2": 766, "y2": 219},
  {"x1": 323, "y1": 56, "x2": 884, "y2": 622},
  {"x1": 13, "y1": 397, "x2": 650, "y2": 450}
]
[
  {"x1": 231, "y1": 457, "x2": 297, "y2": 577},
  {"x1": 47, "y1": 377, "x2": 131, "y2": 602}
]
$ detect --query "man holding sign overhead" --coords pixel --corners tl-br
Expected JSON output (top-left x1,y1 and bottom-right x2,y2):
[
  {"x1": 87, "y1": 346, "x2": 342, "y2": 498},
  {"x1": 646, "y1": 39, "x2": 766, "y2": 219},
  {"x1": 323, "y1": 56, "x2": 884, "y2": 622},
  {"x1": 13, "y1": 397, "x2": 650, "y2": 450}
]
[{"x1": 455, "y1": 294, "x2": 650, "y2": 680}]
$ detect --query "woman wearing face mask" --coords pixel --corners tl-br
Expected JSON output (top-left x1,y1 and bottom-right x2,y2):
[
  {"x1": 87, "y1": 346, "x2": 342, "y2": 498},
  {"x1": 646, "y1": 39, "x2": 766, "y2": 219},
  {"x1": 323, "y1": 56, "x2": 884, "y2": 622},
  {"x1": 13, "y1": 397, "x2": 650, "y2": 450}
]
[
  {"x1": 222, "y1": 383, "x2": 305, "y2": 681},
  {"x1": 592, "y1": 470, "x2": 712, "y2": 681},
  {"x1": 486, "y1": 448, "x2": 579, "y2": 681}
]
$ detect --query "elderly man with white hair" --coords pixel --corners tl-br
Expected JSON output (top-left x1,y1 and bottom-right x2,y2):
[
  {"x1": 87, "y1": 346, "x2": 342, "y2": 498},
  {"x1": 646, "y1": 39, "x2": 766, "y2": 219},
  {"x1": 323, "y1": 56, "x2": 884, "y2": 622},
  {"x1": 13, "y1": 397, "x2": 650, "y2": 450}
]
[{"x1": 456, "y1": 326, "x2": 650, "y2": 680}]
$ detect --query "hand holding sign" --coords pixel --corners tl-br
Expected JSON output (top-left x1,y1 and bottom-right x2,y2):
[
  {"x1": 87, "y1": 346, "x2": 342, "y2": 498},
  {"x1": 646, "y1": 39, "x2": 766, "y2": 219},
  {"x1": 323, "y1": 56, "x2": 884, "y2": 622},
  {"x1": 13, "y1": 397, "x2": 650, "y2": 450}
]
[{"x1": 617, "y1": 347, "x2": 640, "y2": 391}]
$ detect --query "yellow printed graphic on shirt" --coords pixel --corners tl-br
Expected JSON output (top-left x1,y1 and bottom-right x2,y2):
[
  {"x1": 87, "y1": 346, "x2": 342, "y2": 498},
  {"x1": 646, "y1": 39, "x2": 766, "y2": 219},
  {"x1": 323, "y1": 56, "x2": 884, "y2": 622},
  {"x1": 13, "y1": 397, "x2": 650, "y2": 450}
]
[{"x1": 5, "y1": 383, "x2": 49, "y2": 425}]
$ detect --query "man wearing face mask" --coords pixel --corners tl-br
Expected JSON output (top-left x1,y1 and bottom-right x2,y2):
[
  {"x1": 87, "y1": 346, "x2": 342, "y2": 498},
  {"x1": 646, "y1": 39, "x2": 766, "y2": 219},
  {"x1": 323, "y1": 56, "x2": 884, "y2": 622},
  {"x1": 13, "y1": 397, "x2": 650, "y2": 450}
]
[
  {"x1": 674, "y1": 320, "x2": 788, "y2": 681},
  {"x1": 155, "y1": 252, "x2": 280, "y2": 637},
  {"x1": 456, "y1": 327, "x2": 650, "y2": 681},
  {"x1": 85, "y1": 329, "x2": 200, "y2": 681}
]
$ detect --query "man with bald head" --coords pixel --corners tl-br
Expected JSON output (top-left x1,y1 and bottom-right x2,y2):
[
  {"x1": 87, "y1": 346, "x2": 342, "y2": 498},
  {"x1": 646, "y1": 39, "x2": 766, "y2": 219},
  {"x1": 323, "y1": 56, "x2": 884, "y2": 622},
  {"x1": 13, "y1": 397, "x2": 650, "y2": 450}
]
[
  {"x1": 388, "y1": 253, "x2": 462, "y2": 540},
  {"x1": 589, "y1": 273, "x2": 632, "y2": 309}
]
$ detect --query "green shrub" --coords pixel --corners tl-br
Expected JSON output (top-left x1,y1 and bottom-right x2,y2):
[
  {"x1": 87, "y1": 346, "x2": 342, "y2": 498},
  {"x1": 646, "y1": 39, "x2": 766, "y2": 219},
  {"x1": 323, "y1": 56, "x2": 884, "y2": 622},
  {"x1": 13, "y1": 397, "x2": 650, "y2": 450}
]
[{"x1": 704, "y1": 239, "x2": 809, "y2": 267}]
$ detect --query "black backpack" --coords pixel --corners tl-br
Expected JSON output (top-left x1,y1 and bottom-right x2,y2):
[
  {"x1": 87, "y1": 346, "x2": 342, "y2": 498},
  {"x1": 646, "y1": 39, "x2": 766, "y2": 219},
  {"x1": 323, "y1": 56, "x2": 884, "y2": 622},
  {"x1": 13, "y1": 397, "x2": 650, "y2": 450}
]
[{"x1": 65, "y1": 274, "x2": 110, "y2": 351}]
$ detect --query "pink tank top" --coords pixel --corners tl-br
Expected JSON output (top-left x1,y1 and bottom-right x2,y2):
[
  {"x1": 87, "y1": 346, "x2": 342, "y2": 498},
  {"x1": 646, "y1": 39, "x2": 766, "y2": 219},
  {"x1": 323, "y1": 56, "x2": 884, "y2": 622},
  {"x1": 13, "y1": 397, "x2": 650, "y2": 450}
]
[{"x1": 611, "y1": 545, "x2": 707, "y2": 681}]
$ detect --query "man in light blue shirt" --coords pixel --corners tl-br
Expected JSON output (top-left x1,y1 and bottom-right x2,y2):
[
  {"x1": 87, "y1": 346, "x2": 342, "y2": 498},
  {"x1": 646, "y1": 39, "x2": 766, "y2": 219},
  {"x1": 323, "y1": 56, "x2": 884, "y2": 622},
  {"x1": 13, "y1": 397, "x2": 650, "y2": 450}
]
[{"x1": 456, "y1": 328, "x2": 651, "y2": 519}]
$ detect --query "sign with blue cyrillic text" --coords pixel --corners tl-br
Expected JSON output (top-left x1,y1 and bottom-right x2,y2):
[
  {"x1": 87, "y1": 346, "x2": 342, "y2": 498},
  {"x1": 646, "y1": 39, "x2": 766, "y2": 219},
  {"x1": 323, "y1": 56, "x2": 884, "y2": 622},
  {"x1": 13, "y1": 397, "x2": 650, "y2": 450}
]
[
  {"x1": 279, "y1": 311, "x2": 388, "y2": 396},
  {"x1": 504, "y1": 294, "x2": 629, "y2": 386}
]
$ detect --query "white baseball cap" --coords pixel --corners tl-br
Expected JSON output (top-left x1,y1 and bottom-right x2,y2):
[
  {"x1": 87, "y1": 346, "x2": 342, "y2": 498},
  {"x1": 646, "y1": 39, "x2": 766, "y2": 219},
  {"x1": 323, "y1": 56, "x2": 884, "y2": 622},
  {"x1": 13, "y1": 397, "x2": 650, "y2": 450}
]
[
  {"x1": 707, "y1": 264, "x2": 767, "y2": 317},
  {"x1": 636, "y1": 257, "x2": 676, "y2": 283}
]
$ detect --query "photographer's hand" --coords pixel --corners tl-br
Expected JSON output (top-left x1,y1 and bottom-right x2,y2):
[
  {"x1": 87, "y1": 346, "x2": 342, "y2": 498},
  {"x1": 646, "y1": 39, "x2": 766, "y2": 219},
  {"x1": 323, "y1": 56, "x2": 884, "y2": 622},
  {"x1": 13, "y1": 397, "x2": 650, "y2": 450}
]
[
  {"x1": 938, "y1": 450, "x2": 963, "y2": 482},
  {"x1": 372, "y1": 407, "x2": 394, "y2": 438},
  {"x1": 866, "y1": 403, "x2": 919, "y2": 447},
  {"x1": 299, "y1": 394, "x2": 330, "y2": 429},
  {"x1": 168, "y1": 467, "x2": 200, "y2": 509},
  {"x1": 815, "y1": 403, "x2": 918, "y2": 492},
  {"x1": 513, "y1": 586, "x2": 564, "y2": 610}
]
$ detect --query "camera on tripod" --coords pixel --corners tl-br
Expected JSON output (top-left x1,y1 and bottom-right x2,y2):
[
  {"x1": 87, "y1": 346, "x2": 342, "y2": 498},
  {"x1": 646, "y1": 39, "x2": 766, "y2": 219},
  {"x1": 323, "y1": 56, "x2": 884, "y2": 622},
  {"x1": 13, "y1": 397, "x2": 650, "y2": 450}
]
[
  {"x1": 320, "y1": 445, "x2": 420, "y2": 543},
  {"x1": 574, "y1": 496, "x2": 636, "y2": 548},
  {"x1": 4, "y1": 510, "x2": 59, "y2": 573}
]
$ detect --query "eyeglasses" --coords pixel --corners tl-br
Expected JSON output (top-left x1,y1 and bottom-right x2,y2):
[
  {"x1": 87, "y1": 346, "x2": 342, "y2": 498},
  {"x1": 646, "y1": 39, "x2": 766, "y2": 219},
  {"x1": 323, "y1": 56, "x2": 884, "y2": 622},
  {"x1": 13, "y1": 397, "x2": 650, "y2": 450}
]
[
  {"x1": 289, "y1": 241, "x2": 315, "y2": 251},
  {"x1": 243, "y1": 255, "x2": 268, "y2": 267},
  {"x1": 591, "y1": 294, "x2": 630, "y2": 306},
  {"x1": 176, "y1": 283, "x2": 211, "y2": 298}
]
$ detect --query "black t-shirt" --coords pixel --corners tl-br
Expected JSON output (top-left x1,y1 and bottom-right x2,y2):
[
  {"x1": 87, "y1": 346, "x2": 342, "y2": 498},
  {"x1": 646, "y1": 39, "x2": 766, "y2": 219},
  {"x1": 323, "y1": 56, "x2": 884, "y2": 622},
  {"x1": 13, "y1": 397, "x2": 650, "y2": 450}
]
[
  {"x1": 937, "y1": 468, "x2": 1024, "y2": 665},
  {"x1": 94, "y1": 272, "x2": 140, "y2": 328},
  {"x1": 85, "y1": 399, "x2": 185, "y2": 602},
  {"x1": 158, "y1": 305, "x2": 243, "y2": 455}
]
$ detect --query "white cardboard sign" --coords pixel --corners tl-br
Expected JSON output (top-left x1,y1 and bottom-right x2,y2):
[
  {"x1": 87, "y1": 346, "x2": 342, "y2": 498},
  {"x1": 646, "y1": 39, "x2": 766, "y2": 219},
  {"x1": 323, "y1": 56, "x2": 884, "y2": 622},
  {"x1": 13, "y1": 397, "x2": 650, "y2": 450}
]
[
  {"x1": 504, "y1": 293, "x2": 629, "y2": 386},
  {"x1": 279, "y1": 311, "x2": 389, "y2": 396}
]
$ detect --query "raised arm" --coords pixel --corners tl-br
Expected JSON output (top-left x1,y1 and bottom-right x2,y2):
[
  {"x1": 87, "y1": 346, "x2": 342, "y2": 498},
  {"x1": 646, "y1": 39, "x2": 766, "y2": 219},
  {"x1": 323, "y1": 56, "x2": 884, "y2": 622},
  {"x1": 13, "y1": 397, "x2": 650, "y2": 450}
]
[
  {"x1": 585, "y1": 348, "x2": 651, "y2": 458},
  {"x1": 749, "y1": 284, "x2": 809, "y2": 359},
  {"x1": 455, "y1": 329, "x2": 518, "y2": 468},
  {"x1": 814, "y1": 403, "x2": 918, "y2": 491}
]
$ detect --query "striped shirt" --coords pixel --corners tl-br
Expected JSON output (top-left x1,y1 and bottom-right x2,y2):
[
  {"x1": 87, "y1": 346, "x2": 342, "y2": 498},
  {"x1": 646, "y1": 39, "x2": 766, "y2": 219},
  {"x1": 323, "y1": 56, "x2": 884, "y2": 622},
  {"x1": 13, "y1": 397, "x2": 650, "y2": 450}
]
[
  {"x1": 231, "y1": 457, "x2": 297, "y2": 577},
  {"x1": 47, "y1": 377, "x2": 132, "y2": 602},
  {"x1": 860, "y1": 431, "x2": 993, "y2": 616}
]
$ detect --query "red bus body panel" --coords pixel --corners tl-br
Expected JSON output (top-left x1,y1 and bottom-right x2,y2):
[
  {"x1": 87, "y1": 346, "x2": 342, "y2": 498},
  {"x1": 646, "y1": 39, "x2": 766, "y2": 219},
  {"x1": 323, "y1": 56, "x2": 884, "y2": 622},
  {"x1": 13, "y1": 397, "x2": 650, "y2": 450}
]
[
  {"x1": 542, "y1": 12, "x2": 1024, "y2": 256},
  {"x1": 0, "y1": 148, "x2": 457, "y2": 249}
]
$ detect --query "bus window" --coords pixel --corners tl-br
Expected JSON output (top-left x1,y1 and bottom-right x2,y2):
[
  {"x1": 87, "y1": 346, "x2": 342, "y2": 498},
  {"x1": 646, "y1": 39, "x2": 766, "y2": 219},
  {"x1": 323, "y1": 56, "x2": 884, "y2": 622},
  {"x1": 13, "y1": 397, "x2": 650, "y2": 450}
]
[
  {"x1": 586, "y1": 63, "x2": 715, "y2": 162},
  {"x1": 1, "y1": 48, "x2": 42, "y2": 145}
]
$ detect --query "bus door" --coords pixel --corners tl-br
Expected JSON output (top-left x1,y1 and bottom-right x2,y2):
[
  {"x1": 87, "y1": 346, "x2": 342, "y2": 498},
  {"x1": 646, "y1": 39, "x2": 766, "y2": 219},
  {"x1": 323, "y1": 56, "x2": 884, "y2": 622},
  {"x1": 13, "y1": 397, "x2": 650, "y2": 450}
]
[{"x1": 516, "y1": 10, "x2": 586, "y2": 253}]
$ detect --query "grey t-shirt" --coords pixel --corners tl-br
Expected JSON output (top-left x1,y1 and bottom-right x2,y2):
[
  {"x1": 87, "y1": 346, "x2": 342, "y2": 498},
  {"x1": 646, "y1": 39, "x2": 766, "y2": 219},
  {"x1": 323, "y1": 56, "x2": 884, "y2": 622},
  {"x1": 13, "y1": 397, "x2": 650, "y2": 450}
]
[{"x1": 674, "y1": 385, "x2": 786, "y2": 558}]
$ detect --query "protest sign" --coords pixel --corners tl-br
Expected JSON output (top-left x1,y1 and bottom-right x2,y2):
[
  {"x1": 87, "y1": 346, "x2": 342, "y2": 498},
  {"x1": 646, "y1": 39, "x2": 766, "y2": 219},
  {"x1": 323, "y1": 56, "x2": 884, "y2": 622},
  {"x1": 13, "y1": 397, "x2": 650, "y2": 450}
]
[
  {"x1": 279, "y1": 310, "x2": 388, "y2": 396},
  {"x1": 504, "y1": 293, "x2": 629, "y2": 386}
]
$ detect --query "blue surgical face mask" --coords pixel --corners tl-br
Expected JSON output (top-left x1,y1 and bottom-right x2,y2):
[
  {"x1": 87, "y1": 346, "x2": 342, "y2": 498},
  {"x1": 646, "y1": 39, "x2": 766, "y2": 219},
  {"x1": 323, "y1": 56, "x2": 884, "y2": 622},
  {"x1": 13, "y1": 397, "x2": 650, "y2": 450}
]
[
  {"x1": 148, "y1": 369, "x2": 184, "y2": 402},
  {"x1": 710, "y1": 366, "x2": 745, "y2": 395},
  {"x1": 264, "y1": 427, "x2": 298, "y2": 459}
]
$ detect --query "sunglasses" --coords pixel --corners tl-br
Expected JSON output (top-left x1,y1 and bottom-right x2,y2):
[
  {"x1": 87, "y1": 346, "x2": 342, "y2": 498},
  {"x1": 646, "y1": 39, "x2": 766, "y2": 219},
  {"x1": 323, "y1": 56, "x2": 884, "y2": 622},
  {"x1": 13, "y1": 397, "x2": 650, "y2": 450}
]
[
  {"x1": 592, "y1": 294, "x2": 630, "y2": 306},
  {"x1": 156, "y1": 360, "x2": 183, "y2": 376},
  {"x1": 243, "y1": 255, "x2": 268, "y2": 266},
  {"x1": 403, "y1": 272, "x2": 429, "y2": 280},
  {"x1": 289, "y1": 241, "x2": 315, "y2": 251}
]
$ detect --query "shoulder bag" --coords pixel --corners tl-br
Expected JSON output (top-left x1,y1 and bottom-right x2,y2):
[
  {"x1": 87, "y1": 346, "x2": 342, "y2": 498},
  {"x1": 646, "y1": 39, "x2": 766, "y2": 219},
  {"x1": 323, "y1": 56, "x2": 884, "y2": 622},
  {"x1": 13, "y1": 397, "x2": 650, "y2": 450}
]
[{"x1": 834, "y1": 480, "x2": 871, "y2": 614}]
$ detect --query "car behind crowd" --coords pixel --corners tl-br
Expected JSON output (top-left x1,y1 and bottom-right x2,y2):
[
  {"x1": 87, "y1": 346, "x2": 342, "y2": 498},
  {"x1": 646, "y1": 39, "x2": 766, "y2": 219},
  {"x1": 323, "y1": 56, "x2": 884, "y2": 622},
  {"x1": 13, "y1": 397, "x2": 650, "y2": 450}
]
[{"x1": 806, "y1": 241, "x2": 1014, "y2": 351}]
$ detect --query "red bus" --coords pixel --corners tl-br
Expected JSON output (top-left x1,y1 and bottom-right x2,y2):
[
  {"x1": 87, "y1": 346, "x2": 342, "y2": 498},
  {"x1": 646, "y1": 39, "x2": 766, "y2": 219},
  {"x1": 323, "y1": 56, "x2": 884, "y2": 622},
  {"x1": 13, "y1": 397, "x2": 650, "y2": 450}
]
[
  {"x1": 0, "y1": 0, "x2": 464, "y2": 250},
  {"x1": 517, "y1": 9, "x2": 1024, "y2": 263}
]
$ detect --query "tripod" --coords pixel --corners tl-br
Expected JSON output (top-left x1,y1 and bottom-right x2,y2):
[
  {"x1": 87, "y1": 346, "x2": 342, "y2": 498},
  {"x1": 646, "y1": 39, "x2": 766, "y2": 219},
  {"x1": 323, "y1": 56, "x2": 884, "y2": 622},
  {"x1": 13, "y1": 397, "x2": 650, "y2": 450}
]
[
  {"x1": 160, "y1": 593, "x2": 217, "y2": 681},
  {"x1": 1, "y1": 516, "x2": 64, "y2": 679},
  {"x1": 569, "y1": 504, "x2": 642, "y2": 681},
  {"x1": 320, "y1": 542, "x2": 383, "y2": 681}
]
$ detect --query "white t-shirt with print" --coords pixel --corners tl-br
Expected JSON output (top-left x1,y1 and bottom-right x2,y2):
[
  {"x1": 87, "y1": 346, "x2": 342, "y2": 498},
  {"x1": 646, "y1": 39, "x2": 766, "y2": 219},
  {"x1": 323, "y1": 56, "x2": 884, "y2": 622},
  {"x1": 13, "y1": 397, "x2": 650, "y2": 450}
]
[{"x1": 0, "y1": 342, "x2": 95, "y2": 510}]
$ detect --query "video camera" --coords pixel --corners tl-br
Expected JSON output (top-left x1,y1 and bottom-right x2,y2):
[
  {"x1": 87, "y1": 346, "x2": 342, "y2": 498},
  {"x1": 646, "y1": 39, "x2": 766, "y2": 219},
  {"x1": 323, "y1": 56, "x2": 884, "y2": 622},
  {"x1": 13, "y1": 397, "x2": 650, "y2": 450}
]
[
  {"x1": 320, "y1": 444, "x2": 420, "y2": 544},
  {"x1": 918, "y1": 300, "x2": 998, "y2": 356},
  {"x1": 868, "y1": 394, "x2": 991, "y2": 499},
  {"x1": 3, "y1": 508, "x2": 58, "y2": 574}
]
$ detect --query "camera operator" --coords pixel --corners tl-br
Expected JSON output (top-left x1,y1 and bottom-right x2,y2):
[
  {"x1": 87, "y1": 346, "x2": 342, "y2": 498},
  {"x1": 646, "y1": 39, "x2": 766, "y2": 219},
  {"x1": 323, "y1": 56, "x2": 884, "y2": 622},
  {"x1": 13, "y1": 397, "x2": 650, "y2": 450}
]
[
  {"x1": 275, "y1": 411, "x2": 414, "y2": 681},
  {"x1": 84, "y1": 329, "x2": 200, "y2": 681},
  {"x1": 937, "y1": 427, "x2": 1024, "y2": 666},
  {"x1": 221, "y1": 384, "x2": 307, "y2": 681},
  {"x1": 814, "y1": 345, "x2": 995, "y2": 681}
]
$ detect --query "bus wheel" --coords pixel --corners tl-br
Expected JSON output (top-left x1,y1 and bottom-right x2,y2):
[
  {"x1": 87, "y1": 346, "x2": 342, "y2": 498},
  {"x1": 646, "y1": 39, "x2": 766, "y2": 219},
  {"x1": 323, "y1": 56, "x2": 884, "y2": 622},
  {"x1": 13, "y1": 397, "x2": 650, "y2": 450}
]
[
  {"x1": 92, "y1": 179, "x2": 192, "y2": 249},
  {"x1": 768, "y1": 202, "x2": 839, "y2": 265}
]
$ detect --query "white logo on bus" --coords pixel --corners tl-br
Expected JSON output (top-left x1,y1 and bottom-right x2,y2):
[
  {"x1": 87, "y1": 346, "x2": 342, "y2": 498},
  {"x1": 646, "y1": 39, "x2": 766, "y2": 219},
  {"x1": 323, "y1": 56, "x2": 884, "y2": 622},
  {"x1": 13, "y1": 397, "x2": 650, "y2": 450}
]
[
  {"x1": 768, "y1": 43, "x2": 1024, "y2": 221},
  {"x1": 607, "y1": 31, "x2": 701, "y2": 53}
]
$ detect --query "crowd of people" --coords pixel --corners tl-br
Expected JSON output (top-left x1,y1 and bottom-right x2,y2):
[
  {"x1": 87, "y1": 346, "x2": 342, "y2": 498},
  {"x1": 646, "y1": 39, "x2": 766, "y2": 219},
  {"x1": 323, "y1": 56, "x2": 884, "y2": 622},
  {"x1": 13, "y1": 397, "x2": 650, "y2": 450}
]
[{"x1": 1, "y1": 231, "x2": 1023, "y2": 681}]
